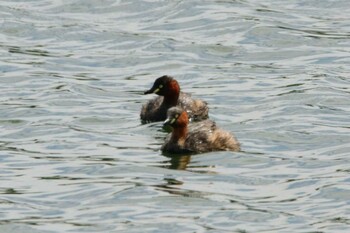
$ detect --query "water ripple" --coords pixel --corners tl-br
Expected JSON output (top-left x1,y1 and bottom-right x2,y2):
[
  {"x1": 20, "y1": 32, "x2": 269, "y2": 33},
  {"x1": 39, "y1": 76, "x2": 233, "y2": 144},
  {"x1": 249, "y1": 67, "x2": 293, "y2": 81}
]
[{"x1": 1, "y1": 0, "x2": 350, "y2": 232}]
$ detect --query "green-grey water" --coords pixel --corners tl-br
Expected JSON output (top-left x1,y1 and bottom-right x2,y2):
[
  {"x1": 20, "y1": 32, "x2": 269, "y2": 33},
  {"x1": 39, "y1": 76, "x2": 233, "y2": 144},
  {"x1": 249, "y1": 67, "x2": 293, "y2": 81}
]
[{"x1": 1, "y1": 0, "x2": 350, "y2": 232}]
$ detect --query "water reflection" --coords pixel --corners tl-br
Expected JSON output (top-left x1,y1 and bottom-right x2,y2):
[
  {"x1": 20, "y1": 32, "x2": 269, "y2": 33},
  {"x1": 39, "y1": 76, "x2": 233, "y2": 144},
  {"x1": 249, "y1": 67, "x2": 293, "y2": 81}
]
[
  {"x1": 1, "y1": 0, "x2": 349, "y2": 232},
  {"x1": 161, "y1": 154, "x2": 192, "y2": 170}
]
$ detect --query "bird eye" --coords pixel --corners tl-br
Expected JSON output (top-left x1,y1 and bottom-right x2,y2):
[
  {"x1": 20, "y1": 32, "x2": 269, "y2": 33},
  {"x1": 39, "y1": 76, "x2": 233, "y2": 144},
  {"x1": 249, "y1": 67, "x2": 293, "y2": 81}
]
[
  {"x1": 159, "y1": 84, "x2": 163, "y2": 88},
  {"x1": 175, "y1": 114, "x2": 179, "y2": 118}
]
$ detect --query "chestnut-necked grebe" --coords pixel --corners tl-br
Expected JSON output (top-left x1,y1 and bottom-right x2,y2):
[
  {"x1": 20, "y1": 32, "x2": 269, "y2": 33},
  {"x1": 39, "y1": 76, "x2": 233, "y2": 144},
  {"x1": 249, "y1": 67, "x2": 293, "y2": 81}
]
[
  {"x1": 161, "y1": 107, "x2": 240, "y2": 154},
  {"x1": 140, "y1": 75, "x2": 209, "y2": 123}
]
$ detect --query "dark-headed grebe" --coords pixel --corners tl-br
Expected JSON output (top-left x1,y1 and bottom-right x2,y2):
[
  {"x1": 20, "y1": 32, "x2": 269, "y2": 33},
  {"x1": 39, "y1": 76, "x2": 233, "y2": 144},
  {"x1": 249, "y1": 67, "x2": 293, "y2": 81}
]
[{"x1": 140, "y1": 75, "x2": 209, "y2": 123}]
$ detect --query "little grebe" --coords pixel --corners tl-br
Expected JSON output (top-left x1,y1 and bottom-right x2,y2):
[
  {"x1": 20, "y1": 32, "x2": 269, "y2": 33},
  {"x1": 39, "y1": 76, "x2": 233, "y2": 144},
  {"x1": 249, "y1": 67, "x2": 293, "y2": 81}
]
[
  {"x1": 140, "y1": 75, "x2": 209, "y2": 122},
  {"x1": 162, "y1": 107, "x2": 240, "y2": 154}
]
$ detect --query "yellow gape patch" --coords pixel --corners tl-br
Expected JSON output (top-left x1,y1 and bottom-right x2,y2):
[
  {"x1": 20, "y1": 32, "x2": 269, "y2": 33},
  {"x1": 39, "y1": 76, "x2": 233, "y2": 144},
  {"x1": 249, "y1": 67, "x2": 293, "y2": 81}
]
[{"x1": 170, "y1": 118, "x2": 176, "y2": 124}]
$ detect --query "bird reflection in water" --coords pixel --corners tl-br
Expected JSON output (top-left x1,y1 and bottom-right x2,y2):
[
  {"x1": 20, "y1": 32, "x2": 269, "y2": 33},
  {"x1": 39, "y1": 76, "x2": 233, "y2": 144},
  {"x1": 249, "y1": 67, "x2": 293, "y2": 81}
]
[{"x1": 161, "y1": 152, "x2": 192, "y2": 170}]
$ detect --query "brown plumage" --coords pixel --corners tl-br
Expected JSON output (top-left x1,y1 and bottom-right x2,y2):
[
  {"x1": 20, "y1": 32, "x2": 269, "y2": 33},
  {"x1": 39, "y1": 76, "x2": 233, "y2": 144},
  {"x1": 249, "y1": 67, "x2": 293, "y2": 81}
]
[
  {"x1": 140, "y1": 75, "x2": 209, "y2": 123},
  {"x1": 162, "y1": 107, "x2": 240, "y2": 154}
]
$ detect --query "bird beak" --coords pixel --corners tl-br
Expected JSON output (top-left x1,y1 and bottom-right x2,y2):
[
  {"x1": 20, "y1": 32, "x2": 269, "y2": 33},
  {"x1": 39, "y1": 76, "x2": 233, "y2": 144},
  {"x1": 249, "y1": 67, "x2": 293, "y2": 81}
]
[
  {"x1": 144, "y1": 87, "x2": 159, "y2": 95},
  {"x1": 163, "y1": 118, "x2": 170, "y2": 126},
  {"x1": 163, "y1": 117, "x2": 175, "y2": 127}
]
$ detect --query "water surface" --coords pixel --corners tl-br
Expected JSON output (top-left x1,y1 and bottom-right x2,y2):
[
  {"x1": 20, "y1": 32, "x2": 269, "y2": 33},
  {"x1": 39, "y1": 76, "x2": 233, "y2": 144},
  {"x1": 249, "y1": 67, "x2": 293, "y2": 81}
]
[{"x1": 1, "y1": 0, "x2": 350, "y2": 232}]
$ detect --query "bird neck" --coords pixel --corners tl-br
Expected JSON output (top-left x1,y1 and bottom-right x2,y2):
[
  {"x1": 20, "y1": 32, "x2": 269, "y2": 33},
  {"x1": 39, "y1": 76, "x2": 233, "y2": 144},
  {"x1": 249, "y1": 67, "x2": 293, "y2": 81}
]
[
  {"x1": 171, "y1": 126, "x2": 188, "y2": 145},
  {"x1": 171, "y1": 111, "x2": 189, "y2": 144},
  {"x1": 163, "y1": 80, "x2": 180, "y2": 106}
]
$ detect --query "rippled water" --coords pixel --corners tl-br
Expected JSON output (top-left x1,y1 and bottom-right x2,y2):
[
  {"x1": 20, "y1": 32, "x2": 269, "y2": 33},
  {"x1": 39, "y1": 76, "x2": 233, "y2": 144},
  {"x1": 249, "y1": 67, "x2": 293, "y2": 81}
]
[{"x1": 1, "y1": 0, "x2": 350, "y2": 232}]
